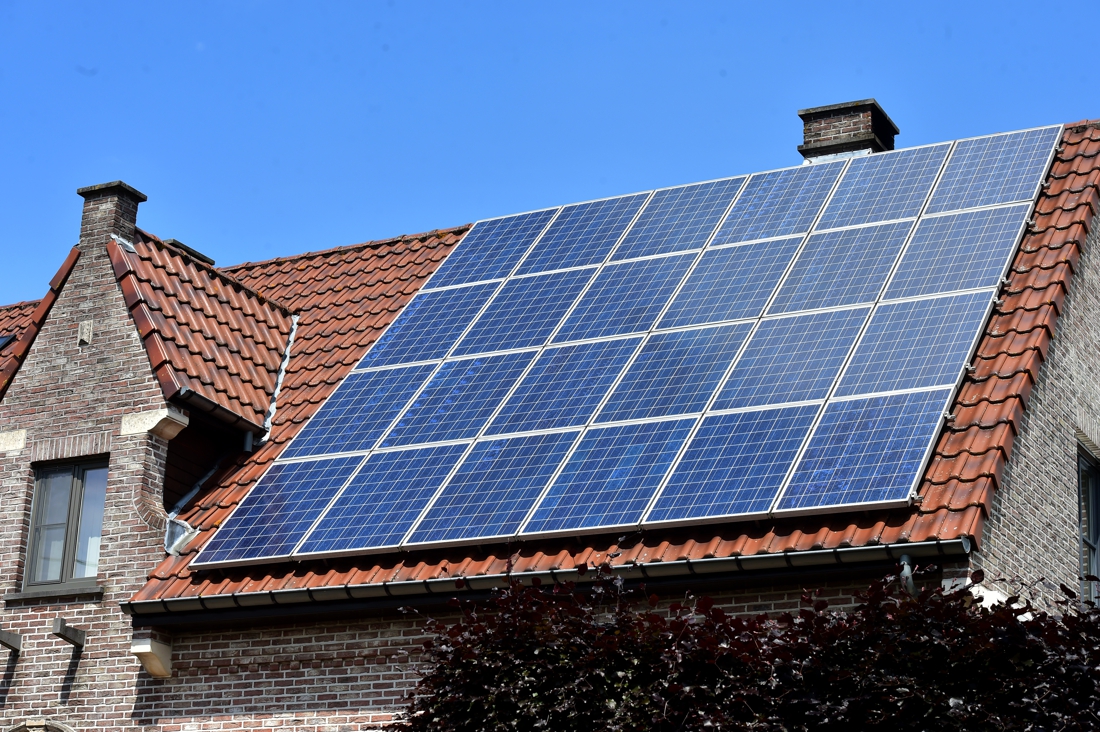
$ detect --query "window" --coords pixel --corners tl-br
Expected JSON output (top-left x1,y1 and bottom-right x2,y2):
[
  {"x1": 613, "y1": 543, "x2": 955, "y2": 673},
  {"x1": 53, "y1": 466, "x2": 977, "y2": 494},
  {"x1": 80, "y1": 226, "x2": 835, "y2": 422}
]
[
  {"x1": 1079, "y1": 449, "x2": 1100, "y2": 602},
  {"x1": 27, "y1": 460, "x2": 108, "y2": 588}
]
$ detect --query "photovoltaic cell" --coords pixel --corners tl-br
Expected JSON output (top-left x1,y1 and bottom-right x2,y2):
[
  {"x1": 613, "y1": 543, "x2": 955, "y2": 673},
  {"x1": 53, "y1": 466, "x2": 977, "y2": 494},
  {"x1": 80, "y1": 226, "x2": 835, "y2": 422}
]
[
  {"x1": 927, "y1": 127, "x2": 1060, "y2": 214},
  {"x1": 408, "y1": 432, "x2": 579, "y2": 543},
  {"x1": 517, "y1": 194, "x2": 649, "y2": 275},
  {"x1": 452, "y1": 268, "x2": 595, "y2": 356},
  {"x1": 884, "y1": 205, "x2": 1029, "y2": 299},
  {"x1": 597, "y1": 323, "x2": 753, "y2": 423},
  {"x1": 523, "y1": 419, "x2": 695, "y2": 533},
  {"x1": 554, "y1": 253, "x2": 696, "y2": 343},
  {"x1": 659, "y1": 238, "x2": 801, "y2": 329},
  {"x1": 297, "y1": 444, "x2": 468, "y2": 554},
  {"x1": 768, "y1": 221, "x2": 913, "y2": 314},
  {"x1": 428, "y1": 209, "x2": 558, "y2": 289},
  {"x1": 357, "y1": 282, "x2": 498, "y2": 369},
  {"x1": 487, "y1": 338, "x2": 641, "y2": 435},
  {"x1": 648, "y1": 405, "x2": 819, "y2": 522},
  {"x1": 778, "y1": 388, "x2": 951, "y2": 510},
  {"x1": 282, "y1": 364, "x2": 435, "y2": 459},
  {"x1": 711, "y1": 162, "x2": 845, "y2": 245},
  {"x1": 714, "y1": 308, "x2": 870, "y2": 410},
  {"x1": 817, "y1": 144, "x2": 950, "y2": 230},
  {"x1": 195, "y1": 456, "x2": 363, "y2": 565},
  {"x1": 381, "y1": 352, "x2": 535, "y2": 447},
  {"x1": 835, "y1": 291, "x2": 991, "y2": 398},
  {"x1": 611, "y1": 178, "x2": 745, "y2": 261}
]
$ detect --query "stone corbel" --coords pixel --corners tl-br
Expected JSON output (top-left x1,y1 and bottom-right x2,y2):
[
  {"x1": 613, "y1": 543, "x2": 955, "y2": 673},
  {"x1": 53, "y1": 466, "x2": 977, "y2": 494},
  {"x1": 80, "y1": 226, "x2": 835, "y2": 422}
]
[
  {"x1": 131, "y1": 638, "x2": 172, "y2": 678},
  {"x1": 119, "y1": 407, "x2": 189, "y2": 441}
]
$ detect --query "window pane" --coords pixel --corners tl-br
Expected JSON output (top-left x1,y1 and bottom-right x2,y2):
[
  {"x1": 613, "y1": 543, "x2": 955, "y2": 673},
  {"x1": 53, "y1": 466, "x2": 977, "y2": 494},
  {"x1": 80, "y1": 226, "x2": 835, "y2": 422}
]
[
  {"x1": 40, "y1": 470, "x2": 73, "y2": 524},
  {"x1": 32, "y1": 525, "x2": 67, "y2": 583},
  {"x1": 73, "y1": 467, "x2": 108, "y2": 579}
]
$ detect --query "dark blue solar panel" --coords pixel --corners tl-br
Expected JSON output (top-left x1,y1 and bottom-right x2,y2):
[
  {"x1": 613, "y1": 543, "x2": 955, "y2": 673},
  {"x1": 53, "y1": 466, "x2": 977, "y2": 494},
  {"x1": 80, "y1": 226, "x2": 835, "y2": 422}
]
[
  {"x1": 658, "y1": 238, "x2": 801, "y2": 329},
  {"x1": 554, "y1": 253, "x2": 696, "y2": 343},
  {"x1": 611, "y1": 178, "x2": 745, "y2": 261},
  {"x1": 381, "y1": 352, "x2": 535, "y2": 447},
  {"x1": 523, "y1": 419, "x2": 695, "y2": 533},
  {"x1": 428, "y1": 209, "x2": 558, "y2": 289},
  {"x1": 927, "y1": 127, "x2": 1060, "y2": 214},
  {"x1": 357, "y1": 282, "x2": 498, "y2": 369},
  {"x1": 768, "y1": 221, "x2": 913, "y2": 314},
  {"x1": 597, "y1": 323, "x2": 753, "y2": 423},
  {"x1": 778, "y1": 388, "x2": 951, "y2": 510},
  {"x1": 715, "y1": 308, "x2": 870, "y2": 410},
  {"x1": 297, "y1": 444, "x2": 468, "y2": 554},
  {"x1": 711, "y1": 162, "x2": 845, "y2": 245},
  {"x1": 835, "y1": 291, "x2": 991, "y2": 398},
  {"x1": 884, "y1": 205, "x2": 1028, "y2": 300},
  {"x1": 487, "y1": 338, "x2": 641, "y2": 435},
  {"x1": 516, "y1": 194, "x2": 649, "y2": 275},
  {"x1": 452, "y1": 268, "x2": 595, "y2": 357},
  {"x1": 282, "y1": 364, "x2": 435, "y2": 459},
  {"x1": 407, "y1": 432, "x2": 579, "y2": 543},
  {"x1": 648, "y1": 405, "x2": 818, "y2": 522},
  {"x1": 817, "y1": 144, "x2": 951, "y2": 230},
  {"x1": 195, "y1": 456, "x2": 363, "y2": 565}
]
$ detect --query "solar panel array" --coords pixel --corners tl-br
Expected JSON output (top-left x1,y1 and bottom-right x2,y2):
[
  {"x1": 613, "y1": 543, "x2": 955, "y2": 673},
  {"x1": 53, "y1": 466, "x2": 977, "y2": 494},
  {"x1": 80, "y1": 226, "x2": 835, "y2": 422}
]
[{"x1": 195, "y1": 125, "x2": 1061, "y2": 567}]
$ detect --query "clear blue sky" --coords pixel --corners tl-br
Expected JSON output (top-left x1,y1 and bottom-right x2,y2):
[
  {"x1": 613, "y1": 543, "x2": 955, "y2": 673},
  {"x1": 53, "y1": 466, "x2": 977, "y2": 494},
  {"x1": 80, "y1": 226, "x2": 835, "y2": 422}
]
[{"x1": 0, "y1": 2, "x2": 1093, "y2": 304}]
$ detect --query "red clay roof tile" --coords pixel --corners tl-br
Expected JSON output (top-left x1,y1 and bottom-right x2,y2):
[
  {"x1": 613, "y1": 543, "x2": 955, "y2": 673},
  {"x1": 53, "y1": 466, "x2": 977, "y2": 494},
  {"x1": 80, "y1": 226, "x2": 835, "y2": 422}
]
[{"x1": 126, "y1": 121, "x2": 1100, "y2": 609}]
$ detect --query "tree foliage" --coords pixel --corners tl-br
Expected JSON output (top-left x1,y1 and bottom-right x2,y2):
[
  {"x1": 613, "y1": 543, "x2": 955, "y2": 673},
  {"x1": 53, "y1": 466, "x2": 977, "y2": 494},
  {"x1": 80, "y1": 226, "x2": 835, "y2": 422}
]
[{"x1": 399, "y1": 567, "x2": 1100, "y2": 731}]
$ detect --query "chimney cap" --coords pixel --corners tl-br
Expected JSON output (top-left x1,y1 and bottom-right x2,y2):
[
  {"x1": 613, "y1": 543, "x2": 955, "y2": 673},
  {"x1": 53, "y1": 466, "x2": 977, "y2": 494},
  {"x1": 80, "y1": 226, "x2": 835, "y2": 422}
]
[
  {"x1": 76, "y1": 180, "x2": 148, "y2": 203},
  {"x1": 797, "y1": 98, "x2": 900, "y2": 133}
]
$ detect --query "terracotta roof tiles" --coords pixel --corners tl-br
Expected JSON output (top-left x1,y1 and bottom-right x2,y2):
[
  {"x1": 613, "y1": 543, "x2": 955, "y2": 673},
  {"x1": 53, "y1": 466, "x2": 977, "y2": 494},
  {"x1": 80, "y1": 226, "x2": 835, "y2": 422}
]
[{"x1": 124, "y1": 121, "x2": 1100, "y2": 610}]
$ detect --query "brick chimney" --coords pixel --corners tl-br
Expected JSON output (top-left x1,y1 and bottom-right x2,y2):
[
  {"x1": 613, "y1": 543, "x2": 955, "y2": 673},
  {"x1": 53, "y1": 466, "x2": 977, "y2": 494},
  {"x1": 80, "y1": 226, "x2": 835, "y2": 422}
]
[
  {"x1": 76, "y1": 180, "x2": 147, "y2": 251},
  {"x1": 797, "y1": 99, "x2": 899, "y2": 162}
]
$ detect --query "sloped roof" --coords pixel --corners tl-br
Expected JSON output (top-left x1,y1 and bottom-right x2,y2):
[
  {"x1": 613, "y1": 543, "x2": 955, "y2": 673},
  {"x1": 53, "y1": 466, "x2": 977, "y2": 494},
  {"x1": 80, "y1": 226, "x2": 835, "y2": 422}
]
[
  {"x1": 121, "y1": 121, "x2": 1099, "y2": 612},
  {"x1": 0, "y1": 248, "x2": 81, "y2": 403},
  {"x1": 107, "y1": 232, "x2": 295, "y2": 430}
]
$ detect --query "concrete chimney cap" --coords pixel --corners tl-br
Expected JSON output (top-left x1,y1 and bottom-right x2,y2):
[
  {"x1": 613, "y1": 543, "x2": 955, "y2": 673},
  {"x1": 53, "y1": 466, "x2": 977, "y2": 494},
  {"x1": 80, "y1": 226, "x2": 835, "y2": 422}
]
[
  {"x1": 797, "y1": 99, "x2": 900, "y2": 135},
  {"x1": 76, "y1": 180, "x2": 148, "y2": 203}
]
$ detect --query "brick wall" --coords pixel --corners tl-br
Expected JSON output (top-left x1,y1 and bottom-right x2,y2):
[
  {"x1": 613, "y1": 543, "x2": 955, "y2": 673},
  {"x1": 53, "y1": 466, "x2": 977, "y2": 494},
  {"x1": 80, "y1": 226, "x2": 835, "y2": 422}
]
[
  {"x1": 802, "y1": 109, "x2": 875, "y2": 150},
  {"x1": 0, "y1": 186, "x2": 172, "y2": 730},
  {"x1": 975, "y1": 218, "x2": 1100, "y2": 598}
]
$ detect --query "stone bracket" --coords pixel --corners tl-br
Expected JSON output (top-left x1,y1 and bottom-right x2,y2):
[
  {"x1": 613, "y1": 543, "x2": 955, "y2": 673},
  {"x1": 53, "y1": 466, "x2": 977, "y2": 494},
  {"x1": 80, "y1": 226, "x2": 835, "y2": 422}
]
[
  {"x1": 51, "y1": 618, "x2": 85, "y2": 647},
  {"x1": 119, "y1": 407, "x2": 189, "y2": 441},
  {"x1": 0, "y1": 629, "x2": 21, "y2": 654},
  {"x1": 131, "y1": 638, "x2": 172, "y2": 678}
]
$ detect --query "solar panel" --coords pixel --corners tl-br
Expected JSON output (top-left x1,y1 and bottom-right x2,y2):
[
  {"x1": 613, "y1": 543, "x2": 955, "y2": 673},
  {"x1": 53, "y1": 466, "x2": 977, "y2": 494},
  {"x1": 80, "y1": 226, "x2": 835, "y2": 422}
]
[
  {"x1": 611, "y1": 178, "x2": 745, "y2": 261},
  {"x1": 926, "y1": 127, "x2": 1061, "y2": 214},
  {"x1": 452, "y1": 268, "x2": 595, "y2": 357},
  {"x1": 711, "y1": 162, "x2": 845, "y2": 245},
  {"x1": 522, "y1": 419, "x2": 695, "y2": 534},
  {"x1": 714, "y1": 308, "x2": 870, "y2": 410},
  {"x1": 381, "y1": 352, "x2": 535, "y2": 447},
  {"x1": 648, "y1": 405, "x2": 819, "y2": 522},
  {"x1": 297, "y1": 444, "x2": 468, "y2": 555},
  {"x1": 884, "y1": 204, "x2": 1029, "y2": 300},
  {"x1": 659, "y1": 238, "x2": 802, "y2": 329},
  {"x1": 768, "y1": 221, "x2": 913, "y2": 314},
  {"x1": 193, "y1": 123, "x2": 1060, "y2": 569},
  {"x1": 597, "y1": 323, "x2": 753, "y2": 423},
  {"x1": 487, "y1": 337, "x2": 641, "y2": 435},
  {"x1": 817, "y1": 144, "x2": 950, "y2": 230},
  {"x1": 517, "y1": 194, "x2": 649, "y2": 275},
  {"x1": 553, "y1": 253, "x2": 696, "y2": 343},
  {"x1": 777, "y1": 388, "x2": 953, "y2": 511},
  {"x1": 357, "y1": 282, "x2": 499, "y2": 369},
  {"x1": 407, "y1": 432, "x2": 579, "y2": 544},
  {"x1": 198, "y1": 456, "x2": 363, "y2": 565},
  {"x1": 282, "y1": 364, "x2": 436, "y2": 459},
  {"x1": 428, "y1": 209, "x2": 559, "y2": 289},
  {"x1": 834, "y1": 291, "x2": 991, "y2": 398}
]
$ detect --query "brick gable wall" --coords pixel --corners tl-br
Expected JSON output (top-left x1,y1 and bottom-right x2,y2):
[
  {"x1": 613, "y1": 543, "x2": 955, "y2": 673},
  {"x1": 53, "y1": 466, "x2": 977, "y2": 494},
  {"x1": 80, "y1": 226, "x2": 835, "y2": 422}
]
[{"x1": 0, "y1": 187, "x2": 173, "y2": 729}]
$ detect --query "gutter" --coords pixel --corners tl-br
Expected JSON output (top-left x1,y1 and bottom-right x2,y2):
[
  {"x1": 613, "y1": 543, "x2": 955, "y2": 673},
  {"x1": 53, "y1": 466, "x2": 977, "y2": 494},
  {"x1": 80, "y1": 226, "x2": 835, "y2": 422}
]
[
  {"x1": 175, "y1": 387, "x2": 263, "y2": 435},
  {"x1": 122, "y1": 537, "x2": 970, "y2": 620}
]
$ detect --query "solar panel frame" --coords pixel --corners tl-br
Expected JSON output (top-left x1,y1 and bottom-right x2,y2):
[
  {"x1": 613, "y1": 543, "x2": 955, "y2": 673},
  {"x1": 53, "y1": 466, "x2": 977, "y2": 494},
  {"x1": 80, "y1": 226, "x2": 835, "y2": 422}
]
[{"x1": 190, "y1": 124, "x2": 1061, "y2": 568}]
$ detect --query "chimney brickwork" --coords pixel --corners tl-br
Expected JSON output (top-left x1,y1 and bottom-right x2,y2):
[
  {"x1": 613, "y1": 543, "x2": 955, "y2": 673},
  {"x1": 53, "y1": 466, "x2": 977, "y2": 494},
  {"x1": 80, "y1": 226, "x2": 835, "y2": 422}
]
[
  {"x1": 798, "y1": 99, "x2": 899, "y2": 160},
  {"x1": 76, "y1": 181, "x2": 147, "y2": 250}
]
